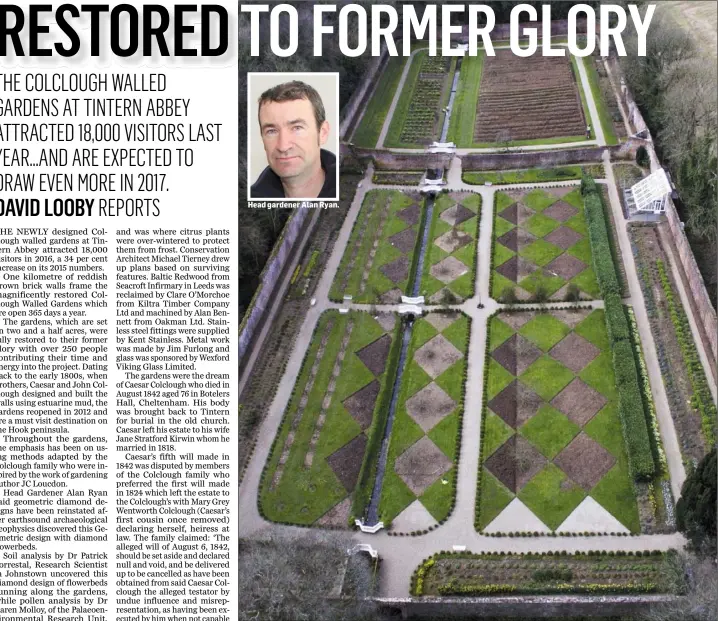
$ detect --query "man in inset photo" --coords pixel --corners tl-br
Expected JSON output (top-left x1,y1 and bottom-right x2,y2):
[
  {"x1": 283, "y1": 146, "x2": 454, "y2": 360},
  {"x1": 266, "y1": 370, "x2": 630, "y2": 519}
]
[{"x1": 249, "y1": 77, "x2": 338, "y2": 200}]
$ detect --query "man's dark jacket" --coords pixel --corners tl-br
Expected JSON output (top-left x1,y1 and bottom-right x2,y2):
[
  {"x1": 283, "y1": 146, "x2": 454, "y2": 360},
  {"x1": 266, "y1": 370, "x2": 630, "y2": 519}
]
[{"x1": 250, "y1": 149, "x2": 337, "y2": 199}]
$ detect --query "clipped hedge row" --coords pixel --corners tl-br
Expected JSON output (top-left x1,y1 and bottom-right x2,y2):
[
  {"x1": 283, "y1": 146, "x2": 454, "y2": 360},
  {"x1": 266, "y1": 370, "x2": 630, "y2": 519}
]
[
  {"x1": 582, "y1": 175, "x2": 620, "y2": 297},
  {"x1": 604, "y1": 293, "x2": 629, "y2": 344},
  {"x1": 437, "y1": 582, "x2": 658, "y2": 596},
  {"x1": 613, "y1": 336, "x2": 656, "y2": 480},
  {"x1": 582, "y1": 174, "x2": 656, "y2": 481}
]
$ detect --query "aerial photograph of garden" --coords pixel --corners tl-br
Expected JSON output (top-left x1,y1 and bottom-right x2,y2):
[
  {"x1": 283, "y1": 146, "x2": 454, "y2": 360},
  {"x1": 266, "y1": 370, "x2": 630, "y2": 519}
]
[{"x1": 238, "y1": 2, "x2": 717, "y2": 620}]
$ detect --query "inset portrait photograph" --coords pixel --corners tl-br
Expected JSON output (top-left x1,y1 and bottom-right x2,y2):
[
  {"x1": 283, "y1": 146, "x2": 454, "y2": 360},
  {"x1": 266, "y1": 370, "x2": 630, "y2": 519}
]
[{"x1": 248, "y1": 72, "x2": 340, "y2": 201}]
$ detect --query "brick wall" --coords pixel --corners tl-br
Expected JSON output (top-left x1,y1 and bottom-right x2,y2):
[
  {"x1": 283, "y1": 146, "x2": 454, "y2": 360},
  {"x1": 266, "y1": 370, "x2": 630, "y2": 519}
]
[
  {"x1": 664, "y1": 198, "x2": 718, "y2": 363},
  {"x1": 461, "y1": 146, "x2": 612, "y2": 170},
  {"x1": 614, "y1": 64, "x2": 717, "y2": 367},
  {"x1": 352, "y1": 147, "x2": 454, "y2": 171}
]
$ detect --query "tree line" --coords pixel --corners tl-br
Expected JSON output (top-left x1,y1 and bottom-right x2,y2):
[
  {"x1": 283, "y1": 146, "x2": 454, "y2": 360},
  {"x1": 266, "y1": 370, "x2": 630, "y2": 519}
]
[{"x1": 619, "y1": 3, "x2": 717, "y2": 305}]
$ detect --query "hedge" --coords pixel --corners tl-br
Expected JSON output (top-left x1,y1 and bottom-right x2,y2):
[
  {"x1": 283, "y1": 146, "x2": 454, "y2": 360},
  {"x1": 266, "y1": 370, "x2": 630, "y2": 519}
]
[
  {"x1": 613, "y1": 340, "x2": 656, "y2": 480},
  {"x1": 613, "y1": 340, "x2": 639, "y2": 385},
  {"x1": 604, "y1": 293, "x2": 629, "y2": 344},
  {"x1": 437, "y1": 582, "x2": 658, "y2": 596},
  {"x1": 582, "y1": 174, "x2": 656, "y2": 481},
  {"x1": 583, "y1": 176, "x2": 620, "y2": 297}
]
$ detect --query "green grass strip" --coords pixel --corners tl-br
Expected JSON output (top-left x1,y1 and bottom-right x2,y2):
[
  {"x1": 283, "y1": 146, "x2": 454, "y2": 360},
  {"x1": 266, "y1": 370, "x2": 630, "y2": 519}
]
[
  {"x1": 448, "y1": 53, "x2": 484, "y2": 147},
  {"x1": 463, "y1": 166, "x2": 584, "y2": 185},
  {"x1": 582, "y1": 56, "x2": 619, "y2": 146},
  {"x1": 570, "y1": 55, "x2": 595, "y2": 142},
  {"x1": 352, "y1": 55, "x2": 406, "y2": 148}
]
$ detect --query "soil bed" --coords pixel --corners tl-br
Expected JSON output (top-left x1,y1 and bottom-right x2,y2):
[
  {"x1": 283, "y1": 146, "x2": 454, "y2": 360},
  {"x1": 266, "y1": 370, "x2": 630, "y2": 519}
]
[
  {"x1": 630, "y1": 225, "x2": 709, "y2": 464},
  {"x1": 414, "y1": 551, "x2": 676, "y2": 596}
]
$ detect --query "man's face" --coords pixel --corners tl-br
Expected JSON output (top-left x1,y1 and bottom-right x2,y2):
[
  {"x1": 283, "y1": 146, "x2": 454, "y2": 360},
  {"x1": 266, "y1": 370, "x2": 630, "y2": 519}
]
[{"x1": 259, "y1": 98, "x2": 329, "y2": 181}]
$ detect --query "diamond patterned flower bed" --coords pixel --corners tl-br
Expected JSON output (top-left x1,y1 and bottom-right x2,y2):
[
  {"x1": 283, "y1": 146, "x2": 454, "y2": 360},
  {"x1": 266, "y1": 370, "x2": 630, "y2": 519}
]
[
  {"x1": 491, "y1": 188, "x2": 600, "y2": 302},
  {"x1": 379, "y1": 312, "x2": 470, "y2": 525},
  {"x1": 421, "y1": 193, "x2": 481, "y2": 303},
  {"x1": 331, "y1": 189, "x2": 425, "y2": 303},
  {"x1": 476, "y1": 309, "x2": 640, "y2": 533},
  {"x1": 260, "y1": 310, "x2": 400, "y2": 526}
]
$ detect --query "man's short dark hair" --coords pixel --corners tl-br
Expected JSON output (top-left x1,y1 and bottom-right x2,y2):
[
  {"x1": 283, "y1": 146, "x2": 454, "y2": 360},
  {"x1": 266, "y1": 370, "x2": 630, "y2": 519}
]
[{"x1": 258, "y1": 80, "x2": 326, "y2": 131}]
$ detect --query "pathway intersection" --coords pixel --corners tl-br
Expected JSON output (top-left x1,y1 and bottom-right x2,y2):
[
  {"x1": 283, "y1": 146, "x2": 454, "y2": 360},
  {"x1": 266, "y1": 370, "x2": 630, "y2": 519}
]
[
  {"x1": 239, "y1": 50, "x2": 694, "y2": 598},
  {"x1": 240, "y1": 163, "x2": 687, "y2": 597}
]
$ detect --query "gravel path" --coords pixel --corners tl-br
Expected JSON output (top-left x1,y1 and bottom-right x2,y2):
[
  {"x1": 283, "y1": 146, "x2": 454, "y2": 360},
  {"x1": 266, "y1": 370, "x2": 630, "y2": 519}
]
[
  {"x1": 238, "y1": 63, "x2": 692, "y2": 599},
  {"x1": 602, "y1": 152, "x2": 686, "y2": 499}
]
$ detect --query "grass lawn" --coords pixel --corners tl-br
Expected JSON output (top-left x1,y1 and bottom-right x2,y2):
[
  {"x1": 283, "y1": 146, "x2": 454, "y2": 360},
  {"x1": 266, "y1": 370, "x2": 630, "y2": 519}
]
[
  {"x1": 570, "y1": 55, "x2": 596, "y2": 142},
  {"x1": 330, "y1": 189, "x2": 423, "y2": 303},
  {"x1": 447, "y1": 53, "x2": 484, "y2": 146},
  {"x1": 379, "y1": 313, "x2": 469, "y2": 525},
  {"x1": 518, "y1": 463, "x2": 587, "y2": 530},
  {"x1": 520, "y1": 356, "x2": 574, "y2": 401},
  {"x1": 476, "y1": 310, "x2": 640, "y2": 533},
  {"x1": 463, "y1": 166, "x2": 584, "y2": 185},
  {"x1": 260, "y1": 310, "x2": 399, "y2": 526},
  {"x1": 519, "y1": 404, "x2": 580, "y2": 459},
  {"x1": 519, "y1": 314, "x2": 571, "y2": 351},
  {"x1": 352, "y1": 55, "x2": 407, "y2": 148},
  {"x1": 582, "y1": 55, "x2": 619, "y2": 146},
  {"x1": 476, "y1": 470, "x2": 513, "y2": 530}
]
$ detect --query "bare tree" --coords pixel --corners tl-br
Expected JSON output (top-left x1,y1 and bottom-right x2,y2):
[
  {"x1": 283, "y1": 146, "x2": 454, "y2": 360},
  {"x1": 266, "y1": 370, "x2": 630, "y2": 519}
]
[
  {"x1": 640, "y1": 552, "x2": 718, "y2": 621},
  {"x1": 496, "y1": 129, "x2": 513, "y2": 153},
  {"x1": 238, "y1": 532, "x2": 378, "y2": 621}
]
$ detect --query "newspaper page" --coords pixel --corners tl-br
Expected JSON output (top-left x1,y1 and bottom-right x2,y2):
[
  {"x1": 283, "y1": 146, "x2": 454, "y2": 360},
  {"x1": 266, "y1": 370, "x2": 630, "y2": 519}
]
[
  {"x1": 2, "y1": 1, "x2": 718, "y2": 621},
  {"x1": 0, "y1": 2, "x2": 238, "y2": 620}
]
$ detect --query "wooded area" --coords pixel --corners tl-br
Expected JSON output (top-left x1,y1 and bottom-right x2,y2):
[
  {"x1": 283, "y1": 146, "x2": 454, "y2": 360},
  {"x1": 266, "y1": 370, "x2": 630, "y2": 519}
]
[{"x1": 619, "y1": 3, "x2": 717, "y2": 306}]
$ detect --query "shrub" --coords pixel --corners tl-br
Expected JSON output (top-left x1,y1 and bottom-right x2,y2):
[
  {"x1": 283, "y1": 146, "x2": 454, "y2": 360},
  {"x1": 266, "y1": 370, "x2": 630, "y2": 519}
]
[
  {"x1": 581, "y1": 173, "x2": 598, "y2": 196},
  {"x1": 613, "y1": 340, "x2": 639, "y2": 386},
  {"x1": 585, "y1": 196, "x2": 620, "y2": 296},
  {"x1": 564, "y1": 283, "x2": 580, "y2": 303},
  {"x1": 533, "y1": 568, "x2": 573, "y2": 582},
  {"x1": 676, "y1": 447, "x2": 717, "y2": 557},
  {"x1": 532, "y1": 284, "x2": 549, "y2": 303},
  {"x1": 499, "y1": 286, "x2": 518, "y2": 304},
  {"x1": 636, "y1": 145, "x2": 650, "y2": 168}
]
